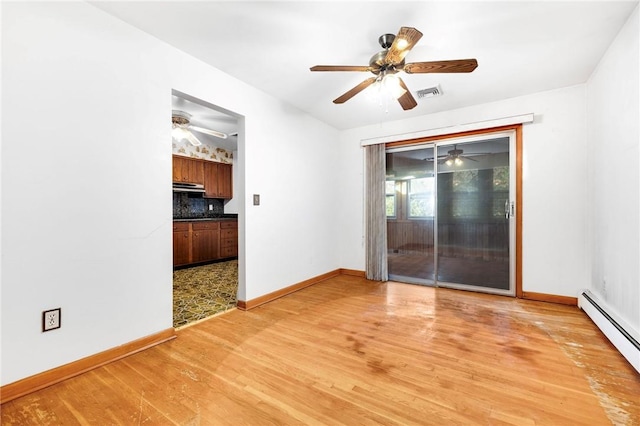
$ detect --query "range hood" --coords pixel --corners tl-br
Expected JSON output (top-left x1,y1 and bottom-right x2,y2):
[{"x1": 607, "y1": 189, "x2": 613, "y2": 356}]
[{"x1": 172, "y1": 182, "x2": 205, "y2": 194}]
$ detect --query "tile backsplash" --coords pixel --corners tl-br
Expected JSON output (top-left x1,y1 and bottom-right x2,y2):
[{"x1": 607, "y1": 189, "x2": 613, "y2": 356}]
[{"x1": 173, "y1": 193, "x2": 224, "y2": 218}]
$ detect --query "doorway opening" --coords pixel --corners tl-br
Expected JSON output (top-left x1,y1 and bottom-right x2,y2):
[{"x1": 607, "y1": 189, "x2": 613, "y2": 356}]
[
  {"x1": 386, "y1": 129, "x2": 518, "y2": 296},
  {"x1": 171, "y1": 90, "x2": 244, "y2": 328}
]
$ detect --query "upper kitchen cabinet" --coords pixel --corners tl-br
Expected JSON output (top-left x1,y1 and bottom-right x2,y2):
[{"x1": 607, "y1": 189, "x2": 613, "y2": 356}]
[
  {"x1": 172, "y1": 155, "x2": 204, "y2": 184},
  {"x1": 204, "y1": 162, "x2": 233, "y2": 199}
]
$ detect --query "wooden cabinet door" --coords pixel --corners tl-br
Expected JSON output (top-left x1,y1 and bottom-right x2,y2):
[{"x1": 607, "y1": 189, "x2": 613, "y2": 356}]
[
  {"x1": 173, "y1": 231, "x2": 190, "y2": 266},
  {"x1": 217, "y1": 163, "x2": 233, "y2": 199},
  {"x1": 191, "y1": 222, "x2": 220, "y2": 263},
  {"x1": 172, "y1": 156, "x2": 184, "y2": 182},
  {"x1": 173, "y1": 222, "x2": 190, "y2": 266},
  {"x1": 203, "y1": 162, "x2": 232, "y2": 199},
  {"x1": 173, "y1": 156, "x2": 204, "y2": 184},
  {"x1": 203, "y1": 161, "x2": 219, "y2": 198},
  {"x1": 192, "y1": 230, "x2": 219, "y2": 263},
  {"x1": 186, "y1": 159, "x2": 204, "y2": 184}
]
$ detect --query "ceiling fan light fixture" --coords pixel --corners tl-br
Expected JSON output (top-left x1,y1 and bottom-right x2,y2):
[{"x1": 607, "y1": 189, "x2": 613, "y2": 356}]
[
  {"x1": 454, "y1": 157, "x2": 463, "y2": 165},
  {"x1": 396, "y1": 38, "x2": 409, "y2": 50},
  {"x1": 366, "y1": 78, "x2": 382, "y2": 102},
  {"x1": 172, "y1": 124, "x2": 202, "y2": 147},
  {"x1": 383, "y1": 74, "x2": 407, "y2": 99},
  {"x1": 445, "y1": 158, "x2": 453, "y2": 166},
  {"x1": 172, "y1": 125, "x2": 189, "y2": 141}
]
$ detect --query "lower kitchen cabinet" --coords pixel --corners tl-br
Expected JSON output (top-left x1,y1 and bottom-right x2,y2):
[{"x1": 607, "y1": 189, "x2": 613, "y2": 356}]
[
  {"x1": 191, "y1": 222, "x2": 220, "y2": 263},
  {"x1": 220, "y1": 221, "x2": 238, "y2": 258},
  {"x1": 173, "y1": 222, "x2": 191, "y2": 267},
  {"x1": 173, "y1": 220, "x2": 237, "y2": 267}
]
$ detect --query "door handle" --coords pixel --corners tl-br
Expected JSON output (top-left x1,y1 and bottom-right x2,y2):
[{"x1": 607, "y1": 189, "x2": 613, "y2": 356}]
[{"x1": 505, "y1": 200, "x2": 515, "y2": 219}]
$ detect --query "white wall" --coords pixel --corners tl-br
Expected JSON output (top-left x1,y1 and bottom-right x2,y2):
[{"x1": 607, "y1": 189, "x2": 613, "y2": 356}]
[
  {"x1": 338, "y1": 84, "x2": 590, "y2": 298},
  {"x1": 223, "y1": 151, "x2": 240, "y2": 214},
  {"x1": 586, "y1": 5, "x2": 639, "y2": 337},
  {"x1": 1, "y1": 2, "x2": 339, "y2": 386}
]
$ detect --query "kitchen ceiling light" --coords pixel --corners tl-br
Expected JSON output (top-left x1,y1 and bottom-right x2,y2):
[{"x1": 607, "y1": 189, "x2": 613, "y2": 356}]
[{"x1": 172, "y1": 125, "x2": 202, "y2": 146}]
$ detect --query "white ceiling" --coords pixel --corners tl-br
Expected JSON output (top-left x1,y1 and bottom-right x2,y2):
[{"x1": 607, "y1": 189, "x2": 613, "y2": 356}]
[{"x1": 93, "y1": 1, "x2": 637, "y2": 132}]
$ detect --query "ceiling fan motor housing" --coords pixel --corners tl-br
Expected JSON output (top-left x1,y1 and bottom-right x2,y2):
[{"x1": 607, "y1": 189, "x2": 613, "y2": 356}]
[
  {"x1": 172, "y1": 110, "x2": 191, "y2": 126},
  {"x1": 370, "y1": 33, "x2": 404, "y2": 74}
]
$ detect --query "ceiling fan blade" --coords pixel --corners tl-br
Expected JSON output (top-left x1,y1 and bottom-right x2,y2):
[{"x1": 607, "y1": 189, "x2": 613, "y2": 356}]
[
  {"x1": 190, "y1": 125, "x2": 228, "y2": 139},
  {"x1": 333, "y1": 77, "x2": 377, "y2": 104},
  {"x1": 310, "y1": 65, "x2": 374, "y2": 72},
  {"x1": 404, "y1": 59, "x2": 478, "y2": 74},
  {"x1": 461, "y1": 155, "x2": 479, "y2": 162},
  {"x1": 385, "y1": 27, "x2": 423, "y2": 65},
  {"x1": 185, "y1": 131, "x2": 202, "y2": 147},
  {"x1": 396, "y1": 77, "x2": 417, "y2": 110}
]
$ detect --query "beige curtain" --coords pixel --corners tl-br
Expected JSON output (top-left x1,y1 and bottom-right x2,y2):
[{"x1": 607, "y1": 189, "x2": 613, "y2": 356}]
[{"x1": 365, "y1": 144, "x2": 388, "y2": 281}]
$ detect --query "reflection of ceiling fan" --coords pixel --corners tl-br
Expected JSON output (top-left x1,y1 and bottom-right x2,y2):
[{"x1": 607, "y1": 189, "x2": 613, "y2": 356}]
[
  {"x1": 427, "y1": 145, "x2": 488, "y2": 166},
  {"x1": 310, "y1": 27, "x2": 477, "y2": 109},
  {"x1": 441, "y1": 145, "x2": 475, "y2": 166},
  {"x1": 171, "y1": 110, "x2": 227, "y2": 146}
]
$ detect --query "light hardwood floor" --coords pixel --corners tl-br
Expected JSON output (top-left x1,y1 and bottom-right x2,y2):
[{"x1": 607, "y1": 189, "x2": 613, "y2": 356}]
[{"x1": 2, "y1": 275, "x2": 639, "y2": 425}]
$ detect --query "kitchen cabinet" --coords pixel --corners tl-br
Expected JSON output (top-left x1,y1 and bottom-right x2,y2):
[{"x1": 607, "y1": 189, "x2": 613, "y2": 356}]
[
  {"x1": 173, "y1": 220, "x2": 238, "y2": 267},
  {"x1": 204, "y1": 162, "x2": 233, "y2": 199},
  {"x1": 172, "y1": 155, "x2": 204, "y2": 184},
  {"x1": 219, "y1": 221, "x2": 238, "y2": 258},
  {"x1": 218, "y1": 163, "x2": 232, "y2": 199},
  {"x1": 191, "y1": 221, "x2": 220, "y2": 264},
  {"x1": 173, "y1": 222, "x2": 190, "y2": 267}
]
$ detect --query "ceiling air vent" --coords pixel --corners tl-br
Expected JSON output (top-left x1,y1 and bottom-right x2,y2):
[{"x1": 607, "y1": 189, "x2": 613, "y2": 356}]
[{"x1": 416, "y1": 84, "x2": 443, "y2": 99}]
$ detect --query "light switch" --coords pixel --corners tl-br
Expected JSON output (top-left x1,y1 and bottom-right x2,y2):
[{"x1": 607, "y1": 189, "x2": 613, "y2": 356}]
[{"x1": 253, "y1": 194, "x2": 260, "y2": 206}]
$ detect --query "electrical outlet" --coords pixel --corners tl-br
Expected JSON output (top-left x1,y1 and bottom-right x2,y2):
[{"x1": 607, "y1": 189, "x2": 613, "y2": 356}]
[{"x1": 42, "y1": 308, "x2": 61, "y2": 332}]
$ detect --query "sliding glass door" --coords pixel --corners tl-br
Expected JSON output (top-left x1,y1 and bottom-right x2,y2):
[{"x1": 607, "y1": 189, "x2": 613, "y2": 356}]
[
  {"x1": 386, "y1": 132, "x2": 515, "y2": 295},
  {"x1": 386, "y1": 146, "x2": 436, "y2": 285}
]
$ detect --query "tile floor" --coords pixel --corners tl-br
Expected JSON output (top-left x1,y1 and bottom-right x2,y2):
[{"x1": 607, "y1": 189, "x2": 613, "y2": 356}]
[{"x1": 173, "y1": 260, "x2": 238, "y2": 328}]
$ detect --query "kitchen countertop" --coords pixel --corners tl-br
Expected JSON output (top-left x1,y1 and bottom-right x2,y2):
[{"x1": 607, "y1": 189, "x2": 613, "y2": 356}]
[{"x1": 173, "y1": 217, "x2": 237, "y2": 222}]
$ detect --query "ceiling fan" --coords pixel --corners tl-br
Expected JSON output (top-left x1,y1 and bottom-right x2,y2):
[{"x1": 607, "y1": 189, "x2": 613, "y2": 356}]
[
  {"x1": 310, "y1": 27, "x2": 477, "y2": 110},
  {"x1": 172, "y1": 110, "x2": 228, "y2": 147}
]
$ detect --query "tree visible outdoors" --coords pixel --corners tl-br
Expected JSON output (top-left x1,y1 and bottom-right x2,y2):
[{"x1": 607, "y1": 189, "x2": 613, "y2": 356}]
[
  {"x1": 492, "y1": 166, "x2": 509, "y2": 217},
  {"x1": 493, "y1": 166, "x2": 509, "y2": 190},
  {"x1": 409, "y1": 177, "x2": 434, "y2": 217},
  {"x1": 386, "y1": 181, "x2": 396, "y2": 217},
  {"x1": 452, "y1": 170, "x2": 478, "y2": 192}
]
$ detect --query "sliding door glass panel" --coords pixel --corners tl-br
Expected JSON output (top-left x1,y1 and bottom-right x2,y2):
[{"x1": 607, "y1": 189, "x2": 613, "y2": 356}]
[
  {"x1": 386, "y1": 147, "x2": 436, "y2": 285},
  {"x1": 436, "y1": 138, "x2": 511, "y2": 290}
]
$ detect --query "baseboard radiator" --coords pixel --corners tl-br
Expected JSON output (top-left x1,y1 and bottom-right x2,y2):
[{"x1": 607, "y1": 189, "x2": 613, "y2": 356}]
[{"x1": 578, "y1": 290, "x2": 640, "y2": 374}]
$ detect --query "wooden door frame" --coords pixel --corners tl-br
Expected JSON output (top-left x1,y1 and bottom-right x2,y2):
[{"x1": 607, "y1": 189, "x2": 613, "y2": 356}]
[{"x1": 386, "y1": 124, "x2": 523, "y2": 298}]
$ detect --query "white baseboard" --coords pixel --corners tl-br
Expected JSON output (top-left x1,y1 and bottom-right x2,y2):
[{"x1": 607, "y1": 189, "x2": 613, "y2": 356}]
[{"x1": 578, "y1": 290, "x2": 640, "y2": 374}]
